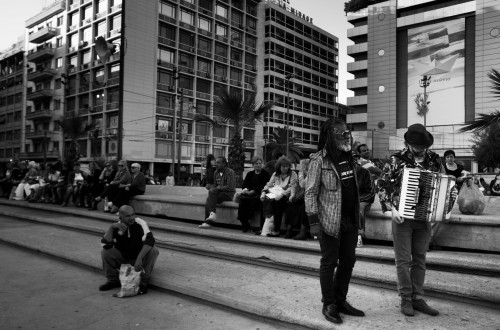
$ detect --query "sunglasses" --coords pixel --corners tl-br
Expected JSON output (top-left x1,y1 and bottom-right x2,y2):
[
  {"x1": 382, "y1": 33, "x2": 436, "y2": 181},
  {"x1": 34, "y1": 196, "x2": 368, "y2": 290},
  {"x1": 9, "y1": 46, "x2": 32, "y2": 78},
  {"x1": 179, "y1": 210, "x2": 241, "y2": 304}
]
[{"x1": 334, "y1": 130, "x2": 351, "y2": 139}]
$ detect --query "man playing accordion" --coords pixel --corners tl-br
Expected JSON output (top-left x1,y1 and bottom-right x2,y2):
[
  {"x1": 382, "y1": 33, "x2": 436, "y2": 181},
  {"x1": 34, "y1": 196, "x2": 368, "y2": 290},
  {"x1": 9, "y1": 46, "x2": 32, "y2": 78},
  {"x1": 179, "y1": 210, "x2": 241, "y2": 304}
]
[{"x1": 379, "y1": 124, "x2": 445, "y2": 317}]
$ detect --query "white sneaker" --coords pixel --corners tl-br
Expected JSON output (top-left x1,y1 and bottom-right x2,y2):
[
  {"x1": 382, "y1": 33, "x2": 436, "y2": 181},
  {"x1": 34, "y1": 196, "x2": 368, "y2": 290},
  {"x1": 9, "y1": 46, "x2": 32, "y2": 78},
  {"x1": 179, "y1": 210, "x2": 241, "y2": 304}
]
[
  {"x1": 199, "y1": 222, "x2": 212, "y2": 228},
  {"x1": 357, "y1": 235, "x2": 363, "y2": 248},
  {"x1": 206, "y1": 212, "x2": 216, "y2": 222}
]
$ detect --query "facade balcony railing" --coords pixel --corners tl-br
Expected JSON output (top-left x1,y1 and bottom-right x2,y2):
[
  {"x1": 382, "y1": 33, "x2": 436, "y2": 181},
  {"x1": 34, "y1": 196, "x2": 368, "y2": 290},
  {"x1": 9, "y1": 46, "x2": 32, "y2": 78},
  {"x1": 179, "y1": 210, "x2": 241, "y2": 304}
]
[
  {"x1": 26, "y1": 130, "x2": 49, "y2": 140},
  {"x1": 158, "y1": 36, "x2": 175, "y2": 47},
  {"x1": 347, "y1": 25, "x2": 368, "y2": 39},
  {"x1": 29, "y1": 27, "x2": 59, "y2": 44},
  {"x1": 347, "y1": 78, "x2": 368, "y2": 90},
  {"x1": 110, "y1": 3, "x2": 122, "y2": 13},
  {"x1": 27, "y1": 68, "x2": 58, "y2": 82},
  {"x1": 156, "y1": 131, "x2": 174, "y2": 140},
  {"x1": 27, "y1": 46, "x2": 55, "y2": 62},
  {"x1": 213, "y1": 137, "x2": 229, "y2": 144},
  {"x1": 347, "y1": 42, "x2": 368, "y2": 55},
  {"x1": 26, "y1": 88, "x2": 54, "y2": 101},
  {"x1": 18, "y1": 150, "x2": 60, "y2": 160},
  {"x1": 25, "y1": 109, "x2": 55, "y2": 121},
  {"x1": 347, "y1": 60, "x2": 368, "y2": 72}
]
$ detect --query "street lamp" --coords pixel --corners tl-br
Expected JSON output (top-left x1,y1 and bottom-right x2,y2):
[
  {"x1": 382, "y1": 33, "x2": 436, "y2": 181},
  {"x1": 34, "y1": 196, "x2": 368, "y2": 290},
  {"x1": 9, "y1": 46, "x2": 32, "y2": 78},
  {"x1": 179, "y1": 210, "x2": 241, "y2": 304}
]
[
  {"x1": 419, "y1": 75, "x2": 431, "y2": 127},
  {"x1": 285, "y1": 73, "x2": 293, "y2": 158}
]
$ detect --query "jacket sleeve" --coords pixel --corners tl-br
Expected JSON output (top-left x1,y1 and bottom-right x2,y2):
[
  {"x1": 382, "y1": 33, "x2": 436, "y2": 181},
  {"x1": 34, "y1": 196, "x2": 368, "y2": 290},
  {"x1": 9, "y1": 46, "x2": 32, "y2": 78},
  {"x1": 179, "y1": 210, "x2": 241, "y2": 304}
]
[
  {"x1": 305, "y1": 156, "x2": 321, "y2": 218},
  {"x1": 358, "y1": 167, "x2": 375, "y2": 203},
  {"x1": 263, "y1": 173, "x2": 276, "y2": 191},
  {"x1": 285, "y1": 171, "x2": 298, "y2": 197}
]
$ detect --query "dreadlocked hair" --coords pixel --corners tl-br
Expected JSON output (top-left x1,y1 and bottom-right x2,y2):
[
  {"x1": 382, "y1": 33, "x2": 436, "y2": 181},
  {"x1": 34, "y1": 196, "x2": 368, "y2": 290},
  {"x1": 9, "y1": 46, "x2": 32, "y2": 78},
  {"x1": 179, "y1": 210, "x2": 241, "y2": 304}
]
[{"x1": 318, "y1": 118, "x2": 353, "y2": 165}]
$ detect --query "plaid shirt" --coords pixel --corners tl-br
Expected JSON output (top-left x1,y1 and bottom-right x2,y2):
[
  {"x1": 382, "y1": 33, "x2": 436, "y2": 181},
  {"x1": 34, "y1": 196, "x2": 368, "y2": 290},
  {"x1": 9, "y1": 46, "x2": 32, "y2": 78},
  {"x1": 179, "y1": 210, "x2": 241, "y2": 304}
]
[{"x1": 305, "y1": 149, "x2": 360, "y2": 238}]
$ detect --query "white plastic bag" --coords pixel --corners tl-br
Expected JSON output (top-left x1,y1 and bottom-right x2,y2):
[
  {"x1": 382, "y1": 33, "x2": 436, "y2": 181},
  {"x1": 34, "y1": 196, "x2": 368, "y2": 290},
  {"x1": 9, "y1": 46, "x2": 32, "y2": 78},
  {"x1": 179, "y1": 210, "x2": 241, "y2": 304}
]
[
  {"x1": 113, "y1": 264, "x2": 142, "y2": 298},
  {"x1": 266, "y1": 186, "x2": 284, "y2": 200}
]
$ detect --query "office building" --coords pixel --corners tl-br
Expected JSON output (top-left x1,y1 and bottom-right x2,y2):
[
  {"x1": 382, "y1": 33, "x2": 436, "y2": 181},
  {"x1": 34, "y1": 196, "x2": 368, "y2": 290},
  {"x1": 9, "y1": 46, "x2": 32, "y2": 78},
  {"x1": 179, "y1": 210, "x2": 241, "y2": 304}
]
[
  {"x1": 346, "y1": 0, "x2": 500, "y2": 170},
  {"x1": 14, "y1": 0, "x2": 340, "y2": 178}
]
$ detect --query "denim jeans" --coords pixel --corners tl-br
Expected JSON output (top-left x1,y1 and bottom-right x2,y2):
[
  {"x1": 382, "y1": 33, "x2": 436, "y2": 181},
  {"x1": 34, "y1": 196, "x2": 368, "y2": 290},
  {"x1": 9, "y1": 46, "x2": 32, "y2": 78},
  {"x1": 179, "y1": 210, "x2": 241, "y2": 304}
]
[
  {"x1": 318, "y1": 217, "x2": 357, "y2": 306},
  {"x1": 392, "y1": 220, "x2": 431, "y2": 300},
  {"x1": 101, "y1": 246, "x2": 159, "y2": 284}
]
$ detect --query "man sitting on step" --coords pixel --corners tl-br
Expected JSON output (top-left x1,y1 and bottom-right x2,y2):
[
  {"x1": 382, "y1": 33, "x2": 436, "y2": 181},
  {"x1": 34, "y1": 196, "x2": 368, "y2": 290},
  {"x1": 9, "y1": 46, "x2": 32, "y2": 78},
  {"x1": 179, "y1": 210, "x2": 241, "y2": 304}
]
[
  {"x1": 199, "y1": 157, "x2": 236, "y2": 228},
  {"x1": 99, "y1": 205, "x2": 159, "y2": 295}
]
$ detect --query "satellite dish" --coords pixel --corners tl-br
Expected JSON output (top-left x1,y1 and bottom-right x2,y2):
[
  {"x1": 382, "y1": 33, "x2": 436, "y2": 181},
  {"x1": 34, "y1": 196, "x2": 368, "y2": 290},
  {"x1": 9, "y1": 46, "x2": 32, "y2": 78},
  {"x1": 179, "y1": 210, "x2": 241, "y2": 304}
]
[
  {"x1": 95, "y1": 36, "x2": 117, "y2": 65},
  {"x1": 377, "y1": 121, "x2": 385, "y2": 129}
]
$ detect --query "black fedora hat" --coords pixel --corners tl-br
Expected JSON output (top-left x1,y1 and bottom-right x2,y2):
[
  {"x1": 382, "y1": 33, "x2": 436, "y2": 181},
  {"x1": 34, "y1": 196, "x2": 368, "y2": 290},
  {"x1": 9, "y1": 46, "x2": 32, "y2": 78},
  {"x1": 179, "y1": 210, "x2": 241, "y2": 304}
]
[{"x1": 404, "y1": 123, "x2": 434, "y2": 148}]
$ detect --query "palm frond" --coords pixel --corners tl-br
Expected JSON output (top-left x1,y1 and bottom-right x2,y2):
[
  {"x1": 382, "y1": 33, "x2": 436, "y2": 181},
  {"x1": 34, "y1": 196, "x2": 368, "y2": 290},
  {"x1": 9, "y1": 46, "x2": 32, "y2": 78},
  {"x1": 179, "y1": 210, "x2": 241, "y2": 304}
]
[
  {"x1": 487, "y1": 68, "x2": 500, "y2": 98},
  {"x1": 458, "y1": 110, "x2": 500, "y2": 132},
  {"x1": 194, "y1": 114, "x2": 219, "y2": 126}
]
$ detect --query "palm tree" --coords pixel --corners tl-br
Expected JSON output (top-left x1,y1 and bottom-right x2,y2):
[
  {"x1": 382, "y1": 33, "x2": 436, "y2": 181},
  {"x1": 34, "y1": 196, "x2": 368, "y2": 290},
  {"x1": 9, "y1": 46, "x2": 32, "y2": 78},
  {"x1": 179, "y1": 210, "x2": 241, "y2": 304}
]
[
  {"x1": 459, "y1": 68, "x2": 500, "y2": 132},
  {"x1": 264, "y1": 126, "x2": 304, "y2": 164},
  {"x1": 57, "y1": 111, "x2": 95, "y2": 165},
  {"x1": 195, "y1": 89, "x2": 273, "y2": 186}
]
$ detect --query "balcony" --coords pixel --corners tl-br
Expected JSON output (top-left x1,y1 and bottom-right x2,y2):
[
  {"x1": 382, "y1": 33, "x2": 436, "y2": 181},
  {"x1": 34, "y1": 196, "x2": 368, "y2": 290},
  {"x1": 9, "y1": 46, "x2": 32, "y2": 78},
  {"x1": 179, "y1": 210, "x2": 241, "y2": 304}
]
[
  {"x1": 27, "y1": 68, "x2": 58, "y2": 82},
  {"x1": 347, "y1": 25, "x2": 368, "y2": 40},
  {"x1": 26, "y1": 130, "x2": 49, "y2": 140},
  {"x1": 26, "y1": 88, "x2": 54, "y2": 101},
  {"x1": 346, "y1": 95, "x2": 368, "y2": 107},
  {"x1": 347, "y1": 60, "x2": 368, "y2": 72},
  {"x1": 28, "y1": 27, "x2": 59, "y2": 44},
  {"x1": 27, "y1": 46, "x2": 55, "y2": 62},
  {"x1": 347, "y1": 78, "x2": 368, "y2": 90},
  {"x1": 25, "y1": 109, "x2": 55, "y2": 121},
  {"x1": 18, "y1": 150, "x2": 60, "y2": 160},
  {"x1": 347, "y1": 42, "x2": 367, "y2": 56}
]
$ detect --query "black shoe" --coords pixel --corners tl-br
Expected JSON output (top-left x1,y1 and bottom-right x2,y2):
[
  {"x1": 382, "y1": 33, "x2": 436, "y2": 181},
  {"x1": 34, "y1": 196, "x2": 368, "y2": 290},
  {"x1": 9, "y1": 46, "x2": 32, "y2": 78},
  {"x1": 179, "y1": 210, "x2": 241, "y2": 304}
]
[
  {"x1": 241, "y1": 222, "x2": 250, "y2": 233},
  {"x1": 322, "y1": 304, "x2": 342, "y2": 324},
  {"x1": 337, "y1": 301, "x2": 365, "y2": 316},
  {"x1": 99, "y1": 281, "x2": 121, "y2": 291},
  {"x1": 138, "y1": 283, "x2": 148, "y2": 295},
  {"x1": 284, "y1": 232, "x2": 294, "y2": 239},
  {"x1": 254, "y1": 230, "x2": 262, "y2": 235},
  {"x1": 401, "y1": 299, "x2": 415, "y2": 316}
]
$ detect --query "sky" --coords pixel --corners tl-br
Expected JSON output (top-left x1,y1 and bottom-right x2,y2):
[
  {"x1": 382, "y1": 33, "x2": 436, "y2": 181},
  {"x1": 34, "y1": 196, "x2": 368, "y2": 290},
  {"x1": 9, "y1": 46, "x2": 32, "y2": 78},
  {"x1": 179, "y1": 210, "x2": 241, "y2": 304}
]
[{"x1": 0, "y1": 0, "x2": 353, "y2": 102}]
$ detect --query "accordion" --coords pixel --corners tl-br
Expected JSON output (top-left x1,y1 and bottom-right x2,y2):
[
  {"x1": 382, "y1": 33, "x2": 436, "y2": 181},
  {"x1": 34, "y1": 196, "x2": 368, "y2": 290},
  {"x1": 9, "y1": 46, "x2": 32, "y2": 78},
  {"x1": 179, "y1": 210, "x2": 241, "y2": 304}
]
[{"x1": 397, "y1": 168, "x2": 456, "y2": 222}]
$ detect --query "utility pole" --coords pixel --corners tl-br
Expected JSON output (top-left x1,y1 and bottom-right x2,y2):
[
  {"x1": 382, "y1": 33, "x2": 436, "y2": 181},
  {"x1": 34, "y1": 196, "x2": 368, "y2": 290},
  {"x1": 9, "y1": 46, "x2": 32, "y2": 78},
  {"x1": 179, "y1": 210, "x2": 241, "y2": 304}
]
[
  {"x1": 177, "y1": 88, "x2": 184, "y2": 185},
  {"x1": 419, "y1": 75, "x2": 431, "y2": 127},
  {"x1": 285, "y1": 73, "x2": 293, "y2": 158}
]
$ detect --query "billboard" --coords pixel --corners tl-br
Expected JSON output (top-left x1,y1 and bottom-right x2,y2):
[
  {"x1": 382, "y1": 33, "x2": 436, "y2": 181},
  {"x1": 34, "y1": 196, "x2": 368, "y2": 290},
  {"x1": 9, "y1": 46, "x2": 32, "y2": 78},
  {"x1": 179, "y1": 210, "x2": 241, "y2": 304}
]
[{"x1": 407, "y1": 18, "x2": 466, "y2": 126}]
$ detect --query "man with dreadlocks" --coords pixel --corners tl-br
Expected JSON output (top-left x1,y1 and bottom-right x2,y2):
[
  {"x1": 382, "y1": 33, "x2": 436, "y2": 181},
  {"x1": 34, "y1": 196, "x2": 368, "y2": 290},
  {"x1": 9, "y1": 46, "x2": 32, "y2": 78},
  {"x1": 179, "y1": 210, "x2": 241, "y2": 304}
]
[{"x1": 305, "y1": 118, "x2": 365, "y2": 324}]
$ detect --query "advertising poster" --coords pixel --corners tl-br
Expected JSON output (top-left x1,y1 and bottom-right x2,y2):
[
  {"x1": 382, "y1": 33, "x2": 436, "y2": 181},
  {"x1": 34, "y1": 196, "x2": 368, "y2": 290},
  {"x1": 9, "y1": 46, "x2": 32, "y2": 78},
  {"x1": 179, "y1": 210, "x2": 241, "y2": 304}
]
[{"x1": 407, "y1": 18, "x2": 465, "y2": 126}]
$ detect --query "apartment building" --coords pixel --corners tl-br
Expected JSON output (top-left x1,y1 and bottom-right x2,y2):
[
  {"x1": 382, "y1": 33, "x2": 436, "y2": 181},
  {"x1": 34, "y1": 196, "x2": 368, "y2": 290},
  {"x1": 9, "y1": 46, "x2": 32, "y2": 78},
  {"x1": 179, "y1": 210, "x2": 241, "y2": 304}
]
[
  {"x1": 346, "y1": 0, "x2": 500, "y2": 170},
  {"x1": 0, "y1": 40, "x2": 25, "y2": 164},
  {"x1": 14, "y1": 0, "x2": 340, "y2": 178}
]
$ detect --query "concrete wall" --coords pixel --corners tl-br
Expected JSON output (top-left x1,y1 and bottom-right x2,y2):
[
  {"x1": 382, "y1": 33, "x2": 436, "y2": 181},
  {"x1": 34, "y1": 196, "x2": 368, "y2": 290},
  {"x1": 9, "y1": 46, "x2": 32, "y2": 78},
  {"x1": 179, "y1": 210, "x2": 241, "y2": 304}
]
[{"x1": 122, "y1": 0, "x2": 158, "y2": 162}]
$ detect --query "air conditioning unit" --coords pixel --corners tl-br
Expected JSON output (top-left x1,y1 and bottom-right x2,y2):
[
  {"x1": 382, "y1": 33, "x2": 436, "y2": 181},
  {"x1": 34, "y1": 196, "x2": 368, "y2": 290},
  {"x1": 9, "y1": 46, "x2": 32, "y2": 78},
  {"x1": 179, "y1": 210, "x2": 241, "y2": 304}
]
[
  {"x1": 188, "y1": 68, "x2": 194, "y2": 74},
  {"x1": 69, "y1": 47, "x2": 77, "y2": 53},
  {"x1": 205, "y1": 136, "x2": 211, "y2": 141},
  {"x1": 168, "y1": 85, "x2": 175, "y2": 91},
  {"x1": 222, "y1": 77, "x2": 227, "y2": 82},
  {"x1": 85, "y1": 18, "x2": 92, "y2": 24},
  {"x1": 189, "y1": 47, "x2": 195, "y2": 52}
]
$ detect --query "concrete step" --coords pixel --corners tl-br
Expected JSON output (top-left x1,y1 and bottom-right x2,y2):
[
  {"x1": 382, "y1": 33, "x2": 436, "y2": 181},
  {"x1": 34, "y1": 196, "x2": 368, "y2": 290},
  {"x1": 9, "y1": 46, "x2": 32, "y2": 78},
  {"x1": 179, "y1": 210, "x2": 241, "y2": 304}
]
[
  {"x1": 1, "y1": 200, "x2": 499, "y2": 278},
  {"x1": 1, "y1": 203, "x2": 500, "y2": 310},
  {"x1": 1, "y1": 216, "x2": 500, "y2": 330}
]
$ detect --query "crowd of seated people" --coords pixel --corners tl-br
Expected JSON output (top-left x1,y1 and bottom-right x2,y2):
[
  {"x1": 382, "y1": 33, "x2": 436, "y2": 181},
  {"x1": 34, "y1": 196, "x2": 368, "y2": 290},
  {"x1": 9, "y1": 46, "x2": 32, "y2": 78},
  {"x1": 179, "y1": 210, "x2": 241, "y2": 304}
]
[{"x1": 0, "y1": 159, "x2": 146, "y2": 214}]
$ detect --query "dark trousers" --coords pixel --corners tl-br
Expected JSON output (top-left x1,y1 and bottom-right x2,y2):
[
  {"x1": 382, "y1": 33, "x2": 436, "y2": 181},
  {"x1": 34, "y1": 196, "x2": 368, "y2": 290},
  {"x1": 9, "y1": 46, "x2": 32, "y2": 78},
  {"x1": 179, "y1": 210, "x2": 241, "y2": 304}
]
[
  {"x1": 318, "y1": 217, "x2": 358, "y2": 306},
  {"x1": 111, "y1": 187, "x2": 144, "y2": 207},
  {"x1": 262, "y1": 197, "x2": 289, "y2": 233},
  {"x1": 205, "y1": 190, "x2": 234, "y2": 219},
  {"x1": 101, "y1": 247, "x2": 159, "y2": 284},
  {"x1": 237, "y1": 195, "x2": 263, "y2": 224},
  {"x1": 285, "y1": 198, "x2": 307, "y2": 227}
]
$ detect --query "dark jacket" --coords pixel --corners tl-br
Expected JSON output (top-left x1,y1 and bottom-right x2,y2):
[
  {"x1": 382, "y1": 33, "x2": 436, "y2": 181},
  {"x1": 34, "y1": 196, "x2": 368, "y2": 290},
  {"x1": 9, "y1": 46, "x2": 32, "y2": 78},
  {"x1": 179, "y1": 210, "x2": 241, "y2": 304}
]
[
  {"x1": 130, "y1": 172, "x2": 146, "y2": 194},
  {"x1": 101, "y1": 218, "x2": 155, "y2": 260}
]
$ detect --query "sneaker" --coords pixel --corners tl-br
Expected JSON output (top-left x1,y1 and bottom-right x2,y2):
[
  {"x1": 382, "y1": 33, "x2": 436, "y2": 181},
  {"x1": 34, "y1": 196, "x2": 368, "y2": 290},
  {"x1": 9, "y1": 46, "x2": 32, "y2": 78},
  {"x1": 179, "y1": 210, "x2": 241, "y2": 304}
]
[
  {"x1": 99, "y1": 281, "x2": 121, "y2": 291},
  {"x1": 199, "y1": 222, "x2": 212, "y2": 228},
  {"x1": 412, "y1": 299, "x2": 439, "y2": 316},
  {"x1": 357, "y1": 235, "x2": 363, "y2": 248},
  {"x1": 400, "y1": 299, "x2": 415, "y2": 316},
  {"x1": 206, "y1": 212, "x2": 216, "y2": 222}
]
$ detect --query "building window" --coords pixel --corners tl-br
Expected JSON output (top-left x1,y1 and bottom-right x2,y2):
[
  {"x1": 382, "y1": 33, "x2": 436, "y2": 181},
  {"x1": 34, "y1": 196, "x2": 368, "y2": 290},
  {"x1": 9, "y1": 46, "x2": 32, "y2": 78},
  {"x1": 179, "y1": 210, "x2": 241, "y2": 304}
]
[
  {"x1": 96, "y1": 0, "x2": 107, "y2": 13},
  {"x1": 215, "y1": 23, "x2": 227, "y2": 37},
  {"x1": 198, "y1": 37, "x2": 211, "y2": 52},
  {"x1": 109, "y1": 64, "x2": 120, "y2": 77},
  {"x1": 179, "y1": 76, "x2": 193, "y2": 90},
  {"x1": 231, "y1": 11, "x2": 243, "y2": 25},
  {"x1": 214, "y1": 64, "x2": 227, "y2": 78},
  {"x1": 158, "y1": 70, "x2": 173, "y2": 85},
  {"x1": 56, "y1": 57, "x2": 63, "y2": 68},
  {"x1": 197, "y1": 79, "x2": 211, "y2": 94},
  {"x1": 96, "y1": 21, "x2": 106, "y2": 38},
  {"x1": 56, "y1": 16, "x2": 63, "y2": 26},
  {"x1": 69, "y1": 12, "x2": 78, "y2": 27},
  {"x1": 157, "y1": 92, "x2": 175, "y2": 109},
  {"x1": 83, "y1": 5, "x2": 93, "y2": 21},
  {"x1": 180, "y1": 9, "x2": 194, "y2": 25},
  {"x1": 69, "y1": 33, "x2": 78, "y2": 48},
  {"x1": 82, "y1": 27, "x2": 92, "y2": 42},
  {"x1": 111, "y1": 14, "x2": 121, "y2": 30},
  {"x1": 198, "y1": 17, "x2": 212, "y2": 32},
  {"x1": 199, "y1": 0, "x2": 212, "y2": 11},
  {"x1": 55, "y1": 79, "x2": 62, "y2": 89},
  {"x1": 179, "y1": 30, "x2": 195, "y2": 46},
  {"x1": 196, "y1": 101, "x2": 210, "y2": 115},
  {"x1": 159, "y1": 2, "x2": 175, "y2": 18},
  {"x1": 158, "y1": 47, "x2": 174, "y2": 64},
  {"x1": 81, "y1": 51, "x2": 91, "y2": 64},
  {"x1": 231, "y1": 29, "x2": 242, "y2": 43},
  {"x1": 216, "y1": 4, "x2": 227, "y2": 18},
  {"x1": 179, "y1": 53, "x2": 194, "y2": 68},
  {"x1": 56, "y1": 37, "x2": 63, "y2": 48},
  {"x1": 69, "y1": 55, "x2": 78, "y2": 68},
  {"x1": 215, "y1": 43, "x2": 227, "y2": 57},
  {"x1": 230, "y1": 68, "x2": 242, "y2": 82},
  {"x1": 159, "y1": 23, "x2": 175, "y2": 41},
  {"x1": 197, "y1": 59, "x2": 211, "y2": 73},
  {"x1": 231, "y1": 49, "x2": 242, "y2": 62}
]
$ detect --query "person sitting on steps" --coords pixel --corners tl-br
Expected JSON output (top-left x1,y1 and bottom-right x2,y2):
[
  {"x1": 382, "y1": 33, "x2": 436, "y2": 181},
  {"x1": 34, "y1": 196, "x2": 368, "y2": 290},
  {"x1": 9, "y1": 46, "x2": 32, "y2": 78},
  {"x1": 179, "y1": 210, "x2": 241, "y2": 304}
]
[
  {"x1": 199, "y1": 157, "x2": 236, "y2": 228},
  {"x1": 94, "y1": 159, "x2": 131, "y2": 213},
  {"x1": 99, "y1": 205, "x2": 159, "y2": 295}
]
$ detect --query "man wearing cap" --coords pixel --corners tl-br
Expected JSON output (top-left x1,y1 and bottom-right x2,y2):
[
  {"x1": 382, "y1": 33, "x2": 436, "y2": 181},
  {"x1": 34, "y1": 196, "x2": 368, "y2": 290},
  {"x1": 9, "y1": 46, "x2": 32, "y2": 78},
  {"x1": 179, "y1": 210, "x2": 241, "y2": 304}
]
[{"x1": 379, "y1": 123, "x2": 444, "y2": 317}]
